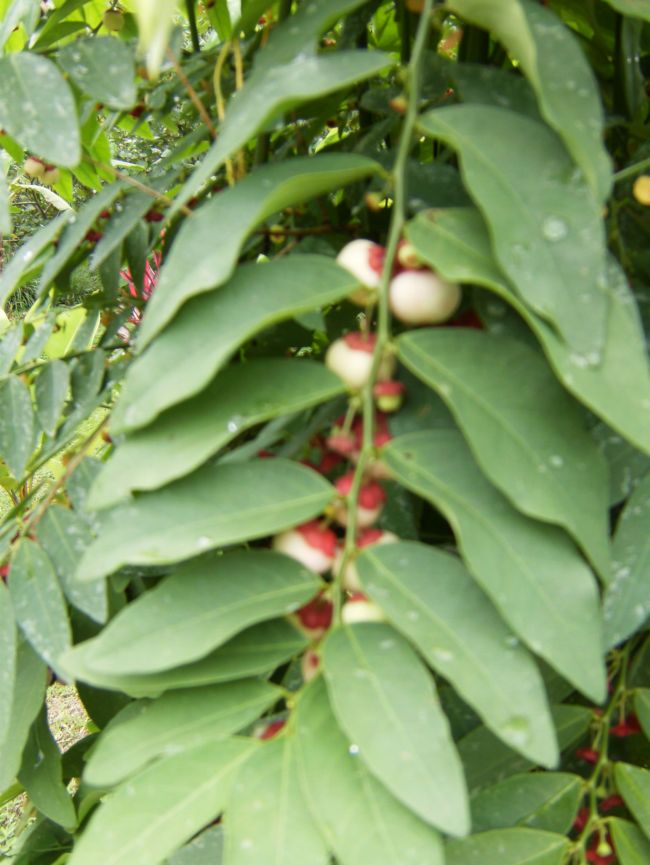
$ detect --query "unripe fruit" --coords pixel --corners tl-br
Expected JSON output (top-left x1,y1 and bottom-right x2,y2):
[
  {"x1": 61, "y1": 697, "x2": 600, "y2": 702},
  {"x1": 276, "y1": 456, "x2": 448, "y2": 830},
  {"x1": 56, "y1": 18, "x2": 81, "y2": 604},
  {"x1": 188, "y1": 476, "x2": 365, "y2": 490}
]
[
  {"x1": 103, "y1": 9, "x2": 125, "y2": 31},
  {"x1": 396, "y1": 239, "x2": 424, "y2": 270},
  {"x1": 23, "y1": 157, "x2": 45, "y2": 178},
  {"x1": 342, "y1": 592, "x2": 386, "y2": 624},
  {"x1": 272, "y1": 520, "x2": 337, "y2": 573},
  {"x1": 333, "y1": 470, "x2": 386, "y2": 528},
  {"x1": 373, "y1": 380, "x2": 405, "y2": 413},
  {"x1": 301, "y1": 649, "x2": 321, "y2": 682},
  {"x1": 296, "y1": 594, "x2": 334, "y2": 636},
  {"x1": 336, "y1": 239, "x2": 384, "y2": 306},
  {"x1": 325, "y1": 331, "x2": 395, "y2": 391},
  {"x1": 41, "y1": 166, "x2": 61, "y2": 186},
  {"x1": 335, "y1": 528, "x2": 399, "y2": 592},
  {"x1": 389, "y1": 269, "x2": 461, "y2": 325}
]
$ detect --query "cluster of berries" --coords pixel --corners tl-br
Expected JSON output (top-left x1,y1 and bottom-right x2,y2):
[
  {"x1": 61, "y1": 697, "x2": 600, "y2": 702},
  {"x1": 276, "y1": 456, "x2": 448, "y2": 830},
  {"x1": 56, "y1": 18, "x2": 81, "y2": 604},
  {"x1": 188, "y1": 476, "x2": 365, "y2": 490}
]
[{"x1": 23, "y1": 157, "x2": 60, "y2": 186}]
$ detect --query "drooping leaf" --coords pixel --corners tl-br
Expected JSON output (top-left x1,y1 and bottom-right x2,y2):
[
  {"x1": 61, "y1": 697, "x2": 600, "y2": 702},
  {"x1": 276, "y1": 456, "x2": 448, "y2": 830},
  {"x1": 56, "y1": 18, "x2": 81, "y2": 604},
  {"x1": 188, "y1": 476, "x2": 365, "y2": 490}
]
[
  {"x1": 470, "y1": 773, "x2": 583, "y2": 834},
  {"x1": 448, "y1": 0, "x2": 611, "y2": 200},
  {"x1": 224, "y1": 736, "x2": 329, "y2": 865},
  {"x1": 446, "y1": 827, "x2": 569, "y2": 865},
  {"x1": 58, "y1": 37, "x2": 136, "y2": 109},
  {"x1": 67, "y1": 738, "x2": 256, "y2": 865},
  {"x1": 0, "y1": 54, "x2": 80, "y2": 166},
  {"x1": 356, "y1": 541, "x2": 558, "y2": 766},
  {"x1": 0, "y1": 581, "x2": 16, "y2": 747},
  {"x1": 77, "y1": 460, "x2": 333, "y2": 581},
  {"x1": 90, "y1": 360, "x2": 344, "y2": 508},
  {"x1": 139, "y1": 154, "x2": 379, "y2": 349},
  {"x1": 322, "y1": 622, "x2": 469, "y2": 835},
  {"x1": 609, "y1": 817, "x2": 650, "y2": 865},
  {"x1": 84, "y1": 680, "x2": 278, "y2": 788},
  {"x1": 64, "y1": 619, "x2": 307, "y2": 698},
  {"x1": 603, "y1": 472, "x2": 650, "y2": 647},
  {"x1": 0, "y1": 375, "x2": 34, "y2": 479},
  {"x1": 35, "y1": 360, "x2": 70, "y2": 438},
  {"x1": 397, "y1": 329, "x2": 610, "y2": 578},
  {"x1": 405, "y1": 208, "x2": 650, "y2": 455},
  {"x1": 69, "y1": 551, "x2": 319, "y2": 674},
  {"x1": 418, "y1": 106, "x2": 607, "y2": 358},
  {"x1": 635, "y1": 688, "x2": 650, "y2": 737},
  {"x1": 615, "y1": 763, "x2": 650, "y2": 839},
  {"x1": 383, "y1": 430, "x2": 606, "y2": 702},
  {"x1": 111, "y1": 256, "x2": 359, "y2": 433},
  {"x1": 8, "y1": 540, "x2": 71, "y2": 678},
  {"x1": 295, "y1": 679, "x2": 445, "y2": 865},
  {"x1": 35, "y1": 505, "x2": 107, "y2": 624}
]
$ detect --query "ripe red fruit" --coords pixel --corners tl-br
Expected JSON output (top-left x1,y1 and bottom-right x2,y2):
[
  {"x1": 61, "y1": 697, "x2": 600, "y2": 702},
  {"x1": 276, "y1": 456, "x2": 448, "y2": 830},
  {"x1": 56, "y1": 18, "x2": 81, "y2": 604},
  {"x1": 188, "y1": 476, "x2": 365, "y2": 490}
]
[
  {"x1": 256, "y1": 719, "x2": 286, "y2": 740},
  {"x1": 333, "y1": 471, "x2": 386, "y2": 528},
  {"x1": 85, "y1": 230, "x2": 103, "y2": 244},
  {"x1": 576, "y1": 747, "x2": 599, "y2": 764},
  {"x1": 341, "y1": 592, "x2": 386, "y2": 624},
  {"x1": 572, "y1": 806, "x2": 589, "y2": 832},
  {"x1": 301, "y1": 649, "x2": 321, "y2": 682},
  {"x1": 389, "y1": 269, "x2": 461, "y2": 325},
  {"x1": 336, "y1": 239, "x2": 385, "y2": 306},
  {"x1": 272, "y1": 520, "x2": 337, "y2": 573},
  {"x1": 335, "y1": 528, "x2": 399, "y2": 592},
  {"x1": 610, "y1": 714, "x2": 641, "y2": 737},
  {"x1": 373, "y1": 380, "x2": 405, "y2": 413},
  {"x1": 145, "y1": 209, "x2": 164, "y2": 223},
  {"x1": 599, "y1": 795, "x2": 623, "y2": 813},
  {"x1": 296, "y1": 594, "x2": 334, "y2": 635},
  {"x1": 325, "y1": 331, "x2": 395, "y2": 390}
]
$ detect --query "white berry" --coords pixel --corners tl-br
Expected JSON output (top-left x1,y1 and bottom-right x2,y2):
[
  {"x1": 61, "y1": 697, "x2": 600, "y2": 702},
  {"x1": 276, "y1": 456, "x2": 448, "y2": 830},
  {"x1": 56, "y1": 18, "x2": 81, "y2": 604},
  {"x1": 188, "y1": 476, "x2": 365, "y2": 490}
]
[{"x1": 389, "y1": 269, "x2": 461, "y2": 325}]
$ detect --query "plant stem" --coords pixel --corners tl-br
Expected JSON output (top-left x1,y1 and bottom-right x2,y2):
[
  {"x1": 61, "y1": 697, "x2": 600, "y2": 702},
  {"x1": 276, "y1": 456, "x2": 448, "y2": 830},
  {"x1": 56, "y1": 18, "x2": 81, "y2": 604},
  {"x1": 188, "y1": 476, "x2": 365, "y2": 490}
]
[
  {"x1": 614, "y1": 155, "x2": 650, "y2": 182},
  {"x1": 185, "y1": 0, "x2": 201, "y2": 53}
]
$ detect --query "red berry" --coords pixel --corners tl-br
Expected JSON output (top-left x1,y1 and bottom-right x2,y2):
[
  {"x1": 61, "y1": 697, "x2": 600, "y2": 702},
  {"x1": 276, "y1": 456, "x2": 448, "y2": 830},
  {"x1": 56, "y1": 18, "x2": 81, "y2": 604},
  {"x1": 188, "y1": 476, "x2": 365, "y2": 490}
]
[
  {"x1": 258, "y1": 719, "x2": 286, "y2": 740},
  {"x1": 576, "y1": 748, "x2": 600, "y2": 764},
  {"x1": 296, "y1": 595, "x2": 334, "y2": 633},
  {"x1": 316, "y1": 451, "x2": 344, "y2": 474},
  {"x1": 610, "y1": 714, "x2": 641, "y2": 737},
  {"x1": 572, "y1": 806, "x2": 589, "y2": 832},
  {"x1": 599, "y1": 795, "x2": 624, "y2": 813}
]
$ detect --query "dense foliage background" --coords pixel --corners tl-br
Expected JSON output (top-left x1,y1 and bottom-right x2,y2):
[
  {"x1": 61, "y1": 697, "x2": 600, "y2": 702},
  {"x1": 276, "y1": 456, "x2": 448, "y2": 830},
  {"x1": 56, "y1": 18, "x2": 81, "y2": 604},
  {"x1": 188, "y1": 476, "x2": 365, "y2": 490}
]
[{"x1": 1, "y1": 0, "x2": 650, "y2": 863}]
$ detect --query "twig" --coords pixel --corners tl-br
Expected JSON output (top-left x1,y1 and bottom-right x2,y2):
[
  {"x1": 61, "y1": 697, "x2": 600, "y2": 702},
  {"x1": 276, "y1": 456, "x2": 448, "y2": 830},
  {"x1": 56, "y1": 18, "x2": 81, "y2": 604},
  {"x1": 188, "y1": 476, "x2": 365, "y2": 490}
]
[
  {"x1": 167, "y1": 47, "x2": 217, "y2": 140},
  {"x1": 83, "y1": 156, "x2": 193, "y2": 217}
]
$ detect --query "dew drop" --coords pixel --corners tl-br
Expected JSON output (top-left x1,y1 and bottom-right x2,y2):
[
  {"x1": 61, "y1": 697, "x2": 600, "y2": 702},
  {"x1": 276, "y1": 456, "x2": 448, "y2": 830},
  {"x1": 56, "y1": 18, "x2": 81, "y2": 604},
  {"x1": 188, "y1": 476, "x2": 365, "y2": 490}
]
[
  {"x1": 197, "y1": 536, "x2": 212, "y2": 550},
  {"x1": 348, "y1": 744, "x2": 360, "y2": 756},
  {"x1": 542, "y1": 216, "x2": 568, "y2": 242}
]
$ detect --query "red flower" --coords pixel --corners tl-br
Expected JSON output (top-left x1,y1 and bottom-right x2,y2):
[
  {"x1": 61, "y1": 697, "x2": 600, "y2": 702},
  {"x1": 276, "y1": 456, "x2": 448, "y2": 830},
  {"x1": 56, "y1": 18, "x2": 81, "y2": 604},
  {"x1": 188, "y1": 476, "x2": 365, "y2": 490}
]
[{"x1": 610, "y1": 714, "x2": 642, "y2": 737}]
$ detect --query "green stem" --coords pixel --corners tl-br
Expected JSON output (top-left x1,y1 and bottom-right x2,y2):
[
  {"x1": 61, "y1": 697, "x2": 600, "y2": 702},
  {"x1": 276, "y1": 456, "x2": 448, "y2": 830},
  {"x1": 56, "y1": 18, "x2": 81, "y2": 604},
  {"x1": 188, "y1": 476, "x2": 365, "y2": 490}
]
[
  {"x1": 614, "y1": 155, "x2": 650, "y2": 183},
  {"x1": 185, "y1": 0, "x2": 200, "y2": 53}
]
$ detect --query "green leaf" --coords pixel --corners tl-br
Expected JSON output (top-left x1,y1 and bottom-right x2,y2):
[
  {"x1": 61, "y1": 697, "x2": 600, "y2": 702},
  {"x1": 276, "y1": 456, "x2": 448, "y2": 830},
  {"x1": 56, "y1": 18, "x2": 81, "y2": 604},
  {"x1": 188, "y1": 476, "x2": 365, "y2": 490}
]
[
  {"x1": 70, "y1": 551, "x2": 319, "y2": 675},
  {"x1": 0, "y1": 0, "x2": 35, "y2": 51},
  {"x1": 35, "y1": 360, "x2": 70, "y2": 438},
  {"x1": 0, "y1": 376, "x2": 34, "y2": 480},
  {"x1": 0, "y1": 54, "x2": 80, "y2": 167},
  {"x1": 77, "y1": 459, "x2": 333, "y2": 581},
  {"x1": 63, "y1": 619, "x2": 307, "y2": 698},
  {"x1": 0, "y1": 581, "x2": 16, "y2": 746},
  {"x1": 67, "y1": 738, "x2": 256, "y2": 865},
  {"x1": 397, "y1": 329, "x2": 610, "y2": 578},
  {"x1": 322, "y1": 622, "x2": 469, "y2": 835},
  {"x1": 418, "y1": 106, "x2": 607, "y2": 358},
  {"x1": 169, "y1": 825, "x2": 223, "y2": 865},
  {"x1": 603, "y1": 473, "x2": 650, "y2": 647},
  {"x1": 84, "y1": 680, "x2": 278, "y2": 788},
  {"x1": 458, "y1": 706, "x2": 591, "y2": 792},
  {"x1": 609, "y1": 817, "x2": 650, "y2": 865},
  {"x1": 0, "y1": 636, "x2": 48, "y2": 794},
  {"x1": 356, "y1": 541, "x2": 557, "y2": 766},
  {"x1": 224, "y1": 736, "x2": 329, "y2": 865},
  {"x1": 470, "y1": 773, "x2": 583, "y2": 834},
  {"x1": 58, "y1": 37, "x2": 136, "y2": 110},
  {"x1": 0, "y1": 162, "x2": 9, "y2": 235},
  {"x1": 448, "y1": 0, "x2": 611, "y2": 201},
  {"x1": 591, "y1": 421, "x2": 650, "y2": 506},
  {"x1": 635, "y1": 688, "x2": 650, "y2": 737},
  {"x1": 601, "y1": 1, "x2": 650, "y2": 22},
  {"x1": 383, "y1": 431, "x2": 605, "y2": 702},
  {"x1": 446, "y1": 828, "x2": 569, "y2": 865},
  {"x1": 90, "y1": 359, "x2": 344, "y2": 509},
  {"x1": 139, "y1": 154, "x2": 379, "y2": 349},
  {"x1": 405, "y1": 209, "x2": 650, "y2": 455},
  {"x1": 295, "y1": 679, "x2": 445, "y2": 865},
  {"x1": 111, "y1": 255, "x2": 358, "y2": 434},
  {"x1": 615, "y1": 763, "x2": 650, "y2": 839},
  {"x1": 18, "y1": 706, "x2": 77, "y2": 830},
  {"x1": 35, "y1": 505, "x2": 107, "y2": 624},
  {"x1": 8, "y1": 540, "x2": 71, "y2": 678}
]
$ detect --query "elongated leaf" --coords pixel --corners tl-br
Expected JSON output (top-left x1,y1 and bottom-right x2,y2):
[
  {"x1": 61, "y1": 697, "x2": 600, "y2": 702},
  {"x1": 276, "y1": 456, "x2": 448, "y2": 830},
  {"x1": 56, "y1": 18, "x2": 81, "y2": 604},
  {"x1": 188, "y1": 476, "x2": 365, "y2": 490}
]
[
  {"x1": 458, "y1": 706, "x2": 591, "y2": 792},
  {"x1": 8, "y1": 540, "x2": 71, "y2": 678},
  {"x1": 67, "y1": 738, "x2": 256, "y2": 865},
  {"x1": 35, "y1": 360, "x2": 70, "y2": 438},
  {"x1": 635, "y1": 688, "x2": 650, "y2": 737},
  {"x1": 610, "y1": 817, "x2": 650, "y2": 865},
  {"x1": 405, "y1": 209, "x2": 650, "y2": 455},
  {"x1": 139, "y1": 154, "x2": 379, "y2": 348},
  {"x1": 64, "y1": 619, "x2": 306, "y2": 697},
  {"x1": 615, "y1": 763, "x2": 650, "y2": 839},
  {"x1": 356, "y1": 541, "x2": 557, "y2": 766},
  {"x1": 295, "y1": 679, "x2": 445, "y2": 865},
  {"x1": 71, "y1": 551, "x2": 319, "y2": 675},
  {"x1": 84, "y1": 680, "x2": 278, "y2": 788},
  {"x1": 58, "y1": 37, "x2": 136, "y2": 109},
  {"x1": 322, "y1": 623, "x2": 469, "y2": 835},
  {"x1": 470, "y1": 773, "x2": 582, "y2": 834},
  {"x1": 91, "y1": 360, "x2": 344, "y2": 508},
  {"x1": 77, "y1": 459, "x2": 333, "y2": 581},
  {"x1": 397, "y1": 329, "x2": 610, "y2": 577},
  {"x1": 0, "y1": 164, "x2": 9, "y2": 234},
  {"x1": 383, "y1": 431, "x2": 605, "y2": 701},
  {"x1": 0, "y1": 376, "x2": 34, "y2": 479},
  {"x1": 0, "y1": 0, "x2": 34, "y2": 51},
  {"x1": 0, "y1": 581, "x2": 16, "y2": 746},
  {"x1": 0, "y1": 636, "x2": 48, "y2": 794},
  {"x1": 0, "y1": 54, "x2": 80, "y2": 166},
  {"x1": 603, "y1": 473, "x2": 650, "y2": 647},
  {"x1": 601, "y1": 1, "x2": 650, "y2": 21},
  {"x1": 18, "y1": 707, "x2": 77, "y2": 830},
  {"x1": 35, "y1": 505, "x2": 107, "y2": 624},
  {"x1": 111, "y1": 256, "x2": 358, "y2": 434},
  {"x1": 224, "y1": 737, "x2": 329, "y2": 865},
  {"x1": 418, "y1": 106, "x2": 607, "y2": 358},
  {"x1": 446, "y1": 828, "x2": 569, "y2": 865},
  {"x1": 448, "y1": 0, "x2": 611, "y2": 201}
]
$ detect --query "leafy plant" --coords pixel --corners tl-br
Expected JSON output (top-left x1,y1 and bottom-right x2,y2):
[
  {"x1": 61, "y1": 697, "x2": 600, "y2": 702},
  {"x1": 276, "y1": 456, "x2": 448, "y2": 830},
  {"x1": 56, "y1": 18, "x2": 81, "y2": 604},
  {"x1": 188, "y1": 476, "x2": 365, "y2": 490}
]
[{"x1": 1, "y1": 0, "x2": 650, "y2": 864}]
